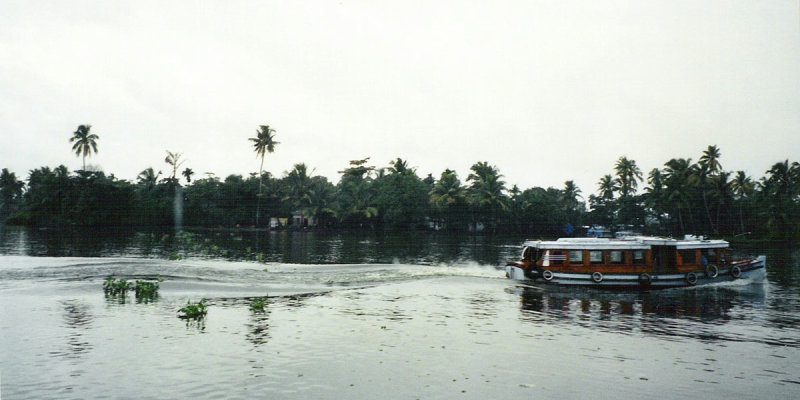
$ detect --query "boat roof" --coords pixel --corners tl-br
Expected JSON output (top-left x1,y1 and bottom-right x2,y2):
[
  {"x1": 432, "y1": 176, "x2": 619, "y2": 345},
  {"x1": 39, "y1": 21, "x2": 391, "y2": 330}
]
[{"x1": 521, "y1": 236, "x2": 729, "y2": 250}]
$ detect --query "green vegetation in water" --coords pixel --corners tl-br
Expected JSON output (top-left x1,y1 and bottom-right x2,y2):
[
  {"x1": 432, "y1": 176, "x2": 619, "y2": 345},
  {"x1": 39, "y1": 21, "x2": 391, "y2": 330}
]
[
  {"x1": 168, "y1": 252, "x2": 183, "y2": 260},
  {"x1": 134, "y1": 280, "x2": 160, "y2": 299},
  {"x1": 103, "y1": 278, "x2": 133, "y2": 296},
  {"x1": 249, "y1": 297, "x2": 268, "y2": 313},
  {"x1": 178, "y1": 300, "x2": 208, "y2": 319}
]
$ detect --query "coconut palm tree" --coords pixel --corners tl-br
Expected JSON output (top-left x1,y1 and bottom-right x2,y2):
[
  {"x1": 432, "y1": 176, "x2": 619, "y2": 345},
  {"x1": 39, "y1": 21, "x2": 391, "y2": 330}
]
[
  {"x1": 467, "y1": 162, "x2": 508, "y2": 231},
  {"x1": 429, "y1": 169, "x2": 467, "y2": 230},
  {"x1": 732, "y1": 170, "x2": 754, "y2": 233},
  {"x1": 644, "y1": 168, "x2": 668, "y2": 231},
  {"x1": 284, "y1": 163, "x2": 314, "y2": 225},
  {"x1": 614, "y1": 156, "x2": 642, "y2": 198},
  {"x1": 699, "y1": 145, "x2": 722, "y2": 176},
  {"x1": 137, "y1": 168, "x2": 161, "y2": 189},
  {"x1": 249, "y1": 125, "x2": 279, "y2": 226},
  {"x1": 387, "y1": 158, "x2": 412, "y2": 175},
  {"x1": 0, "y1": 168, "x2": 24, "y2": 216},
  {"x1": 697, "y1": 145, "x2": 723, "y2": 233},
  {"x1": 663, "y1": 158, "x2": 694, "y2": 234},
  {"x1": 598, "y1": 174, "x2": 617, "y2": 201},
  {"x1": 182, "y1": 168, "x2": 194, "y2": 184},
  {"x1": 69, "y1": 125, "x2": 99, "y2": 170}
]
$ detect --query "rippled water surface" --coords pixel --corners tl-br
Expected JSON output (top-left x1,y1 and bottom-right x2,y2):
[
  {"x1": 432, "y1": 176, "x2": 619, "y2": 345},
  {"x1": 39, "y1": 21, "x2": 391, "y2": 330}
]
[{"x1": 1, "y1": 227, "x2": 799, "y2": 399}]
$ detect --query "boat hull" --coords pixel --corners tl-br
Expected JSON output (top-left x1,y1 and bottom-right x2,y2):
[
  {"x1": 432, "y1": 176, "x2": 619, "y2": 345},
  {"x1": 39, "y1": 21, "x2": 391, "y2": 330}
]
[{"x1": 505, "y1": 256, "x2": 766, "y2": 289}]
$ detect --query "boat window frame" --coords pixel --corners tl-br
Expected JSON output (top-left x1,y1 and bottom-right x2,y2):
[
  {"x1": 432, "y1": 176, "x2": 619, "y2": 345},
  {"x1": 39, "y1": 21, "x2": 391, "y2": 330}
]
[
  {"x1": 589, "y1": 250, "x2": 603, "y2": 264},
  {"x1": 610, "y1": 250, "x2": 624, "y2": 265},
  {"x1": 568, "y1": 250, "x2": 584, "y2": 265},
  {"x1": 632, "y1": 250, "x2": 645, "y2": 265}
]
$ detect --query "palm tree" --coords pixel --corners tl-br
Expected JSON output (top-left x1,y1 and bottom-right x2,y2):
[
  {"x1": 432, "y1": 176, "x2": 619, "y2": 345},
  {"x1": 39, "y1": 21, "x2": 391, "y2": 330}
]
[
  {"x1": 182, "y1": 168, "x2": 194, "y2": 184},
  {"x1": 430, "y1": 169, "x2": 467, "y2": 230},
  {"x1": 762, "y1": 160, "x2": 800, "y2": 236},
  {"x1": 387, "y1": 158, "x2": 411, "y2": 175},
  {"x1": 69, "y1": 125, "x2": 99, "y2": 170},
  {"x1": 663, "y1": 158, "x2": 694, "y2": 234},
  {"x1": 697, "y1": 145, "x2": 723, "y2": 233},
  {"x1": 466, "y1": 162, "x2": 508, "y2": 231},
  {"x1": 249, "y1": 125, "x2": 279, "y2": 226},
  {"x1": 430, "y1": 169, "x2": 465, "y2": 206},
  {"x1": 644, "y1": 168, "x2": 667, "y2": 231},
  {"x1": 613, "y1": 157, "x2": 642, "y2": 226},
  {"x1": 0, "y1": 168, "x2": 24, "y2": 216},
  {"x1": 699, "y1": 145, "x2": 722, "y2": 176},
  {"x1": 562, "y1": 180, "x2": 583, "y2": 230},
  {"x1": 284, "y1": 163, "x2": 313, "y2": 225},
  {"x1": 598, "y1": 174, "x2": 617, "y2": 201},
  {"x1": 713, "y1": 171, "x2": 733, "y2": 233},
  {"x1": 732, "y1": 170, "x2": 754, "y2": 234},
  {"x1": 614, "y1": 156, "x2": 643, "y2": 198},
  {"x1": 164, "y1": 151, "x2": 184, "y2": 184},
  {"x1": 137, "y1": 168, "x2": 161, "y2": 189}
]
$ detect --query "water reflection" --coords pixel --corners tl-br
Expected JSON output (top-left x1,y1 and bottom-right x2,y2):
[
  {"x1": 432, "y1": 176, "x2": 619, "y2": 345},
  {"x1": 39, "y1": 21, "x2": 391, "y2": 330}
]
[
  {"x1": 59, "y1": 300, "x2": 94, "y2": 359},
  {"x1": 246, "y1": 299, "x2": 272, "y2": 346},
  {"x1": 0, "y1": 226, "x2": 521, "y2": 266},
  {"x1": 510, "y1": 283, "x2": 782, "y2": 346}
]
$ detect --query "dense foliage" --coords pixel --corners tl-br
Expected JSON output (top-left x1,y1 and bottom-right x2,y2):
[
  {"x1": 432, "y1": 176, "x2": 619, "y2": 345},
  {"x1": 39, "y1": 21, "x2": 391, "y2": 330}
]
[{"x1": 1, "y1": 146, "x2": 799, "y2": 239}]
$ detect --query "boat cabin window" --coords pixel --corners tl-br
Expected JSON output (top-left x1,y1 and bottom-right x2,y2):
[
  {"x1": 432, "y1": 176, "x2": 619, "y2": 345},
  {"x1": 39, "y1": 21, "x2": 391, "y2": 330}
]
[
  {"x1": 680, "y1": 250, "x2": 697, "y2": 265},
  {"x1": 703, "y1": 249, "x2": 718, "y2": 264},
  {"x1": 610, "y1": 251, "x2": 624, "y2": 264},
  {"x1": 633, "y1": 251, "x2": 645, "y2": 264},
  {"x1": 589, "y1": 251, "x2": 603, "y2": 264},
  {"x1": 569, "y1": 251, "x2": 583, "y2": 264}
]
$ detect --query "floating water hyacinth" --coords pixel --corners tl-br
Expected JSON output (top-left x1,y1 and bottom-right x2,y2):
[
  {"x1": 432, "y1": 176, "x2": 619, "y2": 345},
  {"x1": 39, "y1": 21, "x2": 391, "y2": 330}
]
[
  {"x1": 103, "y1": 278, "x2": 133, "y2": 296},
  {"x1": 249, "y1": 297, "x2": 268, "y2": 313},
  {"x1": 134, "y1": 280, "x2": 160, "y2": 298},
  {"x1": 178, "y1": 300, "x2": 208, "y2": 319}
]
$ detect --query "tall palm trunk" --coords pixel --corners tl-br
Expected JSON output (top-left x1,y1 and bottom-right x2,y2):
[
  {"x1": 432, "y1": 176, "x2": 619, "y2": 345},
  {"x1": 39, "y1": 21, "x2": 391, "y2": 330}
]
[
  {"x1": 256, "y1": 155, "x2": 264, "y2": 226},
  {"x1": 702, "y1": 191, "x2": 715, "y2": 234}
]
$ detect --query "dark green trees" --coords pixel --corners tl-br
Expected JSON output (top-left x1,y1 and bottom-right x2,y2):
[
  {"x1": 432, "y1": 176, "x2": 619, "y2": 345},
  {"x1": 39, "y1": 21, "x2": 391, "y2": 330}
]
[{"x1": 0, "y1": 168, "x2": 24, "y2": 220}]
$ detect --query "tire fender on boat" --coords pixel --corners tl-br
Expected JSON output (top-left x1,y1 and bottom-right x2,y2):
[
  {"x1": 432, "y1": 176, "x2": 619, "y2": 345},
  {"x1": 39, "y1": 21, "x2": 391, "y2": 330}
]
[
  {"x1": 705, "y1": 264, "x2": 719, "y2": 279},
  {"x1": 638, "y1": 273, "x2": 652, "y2": 285},
  {"x1": 685, "y1": 272, "x2": 698, "y2": 285},
  {"x1": 591, "y1": 271, "x2": 603, "y2": 283},
  {"x1": 542, "y1": 270, "x2": 554, "y2": 281},
  {"x1": 730, "y1": 265, "x2": 742, "y2": 279}
]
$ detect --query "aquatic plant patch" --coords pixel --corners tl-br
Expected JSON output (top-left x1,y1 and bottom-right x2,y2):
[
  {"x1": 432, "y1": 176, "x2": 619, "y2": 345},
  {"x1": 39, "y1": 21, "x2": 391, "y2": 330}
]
[
  {"x1": 134, "y1": 280, "x2": 160, "y2": 298},
  {"x1": 250, "y1": 297, "x2": 268, "y2": 313},
  {"x1": 103, "y1": 278, "x2": 133, "y2": 296},
  {"x1": 178, "y1": 300, "x2": 208, "y2": 319}
]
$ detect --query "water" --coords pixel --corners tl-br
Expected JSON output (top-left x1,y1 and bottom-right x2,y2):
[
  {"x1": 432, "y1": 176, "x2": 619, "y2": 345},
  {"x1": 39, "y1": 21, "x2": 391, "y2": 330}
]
[{"x1": 1, "y1": 227, "x2": 799, "y2": 399}]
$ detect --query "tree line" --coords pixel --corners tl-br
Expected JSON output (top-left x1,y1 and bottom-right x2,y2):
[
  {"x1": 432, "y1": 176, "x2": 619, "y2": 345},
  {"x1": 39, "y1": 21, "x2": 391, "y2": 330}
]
[{"x1": 0, "y1": 125, "x2": 798, "y2": 239}]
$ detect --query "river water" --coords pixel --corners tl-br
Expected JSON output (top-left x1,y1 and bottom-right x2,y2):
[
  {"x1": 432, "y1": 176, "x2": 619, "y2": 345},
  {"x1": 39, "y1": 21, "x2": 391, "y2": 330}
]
[{"x1": 1, "y1": 227, "x2": 799, "y2": 399}]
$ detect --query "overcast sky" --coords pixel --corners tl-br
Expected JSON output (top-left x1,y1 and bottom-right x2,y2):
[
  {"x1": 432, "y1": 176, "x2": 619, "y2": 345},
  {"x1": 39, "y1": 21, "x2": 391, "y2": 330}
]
[{"x1": 1, "y1": 1, "x2": 799, "y2": 196}]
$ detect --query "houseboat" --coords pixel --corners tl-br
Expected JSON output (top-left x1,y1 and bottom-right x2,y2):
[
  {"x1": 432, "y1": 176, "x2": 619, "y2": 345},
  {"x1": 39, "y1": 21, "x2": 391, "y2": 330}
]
[{"x1": 505, "y1": 236, "x2": 766, "y2": 289}]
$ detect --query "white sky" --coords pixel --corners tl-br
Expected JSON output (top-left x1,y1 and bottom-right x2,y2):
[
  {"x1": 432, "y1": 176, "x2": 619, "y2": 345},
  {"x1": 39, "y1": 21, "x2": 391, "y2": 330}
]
[{"x1": 1, "y1": 1, "x2": 799, "y2": 196}]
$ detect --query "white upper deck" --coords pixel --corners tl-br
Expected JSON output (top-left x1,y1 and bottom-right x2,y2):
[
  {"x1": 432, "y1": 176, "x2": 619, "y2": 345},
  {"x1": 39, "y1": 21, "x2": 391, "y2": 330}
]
[{"x1": 521, "y1": 236, "x2": 729, "y2": 250}]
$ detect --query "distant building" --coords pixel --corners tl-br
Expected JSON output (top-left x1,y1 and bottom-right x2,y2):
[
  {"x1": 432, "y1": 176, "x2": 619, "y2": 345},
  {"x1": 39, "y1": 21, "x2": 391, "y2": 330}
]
[{"x1": 291, "y1": 211, "x2": 315, "y2": 228}]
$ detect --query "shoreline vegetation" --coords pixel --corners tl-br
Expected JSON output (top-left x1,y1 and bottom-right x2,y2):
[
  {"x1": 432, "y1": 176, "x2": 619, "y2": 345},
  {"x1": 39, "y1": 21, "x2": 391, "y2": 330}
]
[{"x1": 0, "y1": 125, "x2": 798, "y2": 241}]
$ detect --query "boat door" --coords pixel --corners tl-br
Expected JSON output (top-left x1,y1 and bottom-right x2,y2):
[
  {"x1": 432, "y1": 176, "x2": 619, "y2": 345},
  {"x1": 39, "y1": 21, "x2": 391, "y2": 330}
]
[{"x1": 652, "y1": 245, "x2": 677, "y2": 275}]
